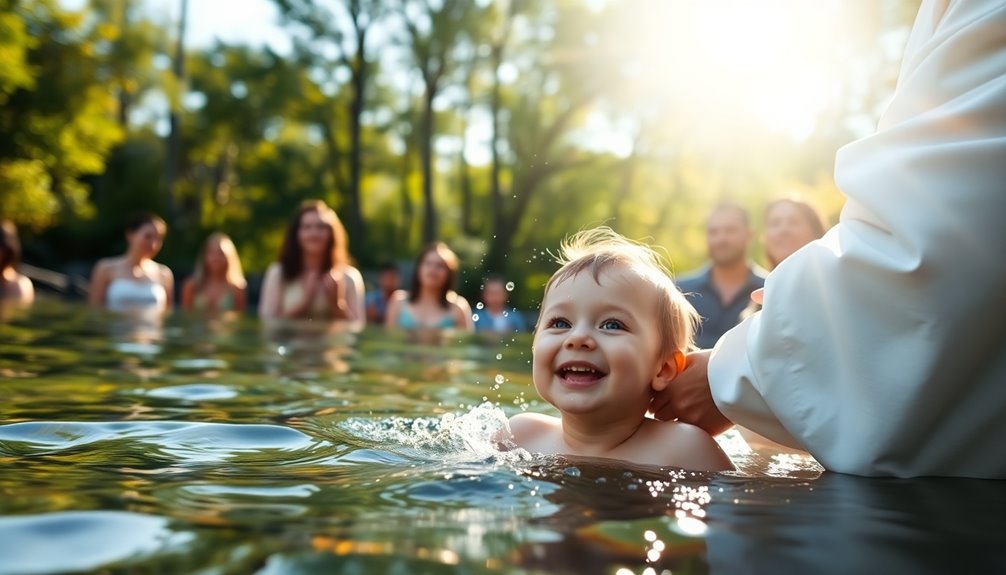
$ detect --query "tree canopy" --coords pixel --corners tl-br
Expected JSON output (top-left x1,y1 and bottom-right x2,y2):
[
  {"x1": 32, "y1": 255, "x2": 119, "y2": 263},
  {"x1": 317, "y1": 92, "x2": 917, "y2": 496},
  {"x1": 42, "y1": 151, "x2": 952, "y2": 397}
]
[{"x1": 2, "y1": 0, "x2": 917, "y2": 307}]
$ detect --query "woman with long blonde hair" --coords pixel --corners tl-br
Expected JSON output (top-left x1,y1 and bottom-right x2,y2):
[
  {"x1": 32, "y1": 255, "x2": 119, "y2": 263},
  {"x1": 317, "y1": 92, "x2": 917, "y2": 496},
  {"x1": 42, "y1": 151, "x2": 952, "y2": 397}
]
[{"x1": 181, "y1": 232, "x2": 247, "y2": 314}]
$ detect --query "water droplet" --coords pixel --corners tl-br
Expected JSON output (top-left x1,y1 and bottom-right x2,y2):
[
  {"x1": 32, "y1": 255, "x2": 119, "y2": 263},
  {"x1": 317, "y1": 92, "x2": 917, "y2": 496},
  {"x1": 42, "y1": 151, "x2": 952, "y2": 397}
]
[
  {"x1": 495, "y1": 353, "x2": 502, "y2": 360},
  {"x1": 563, "y1": 467, "x2": 582, "y2": 477},
  {"x1": 472, "y1": 313, "x2": 480, "y2": 322},
  {"x1": 505, "y1": 281, "x2": 515, "y2": 291},
  {"x1": 476, "y1": 302, "x2": 484, "y2": 310},
  {"x1": 494, "y1": 374, "x2": 505, "y2": 385}
]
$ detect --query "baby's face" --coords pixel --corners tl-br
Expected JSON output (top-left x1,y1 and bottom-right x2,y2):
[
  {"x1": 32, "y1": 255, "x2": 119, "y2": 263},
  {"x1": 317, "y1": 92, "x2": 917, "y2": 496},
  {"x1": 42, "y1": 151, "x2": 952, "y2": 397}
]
[{"x1": 533, "y1": 264, "x2": 666, "y2": 419}]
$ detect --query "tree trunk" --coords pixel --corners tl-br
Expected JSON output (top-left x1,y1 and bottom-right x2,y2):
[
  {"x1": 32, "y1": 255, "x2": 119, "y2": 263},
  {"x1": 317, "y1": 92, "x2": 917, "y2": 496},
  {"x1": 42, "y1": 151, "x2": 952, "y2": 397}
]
[
  {"x1": 345, "y1": 27, "x2": 368, "y2": 251},
  {"x1": 419, "y1": 82, "x2": 437, "y2": 244},
  {"x1": 458, "y1": 148, "x2": 474, "y2": 236},
  {"x1": 399, "y1": 134, "x2": 415, "y2": 249},
  {"x1": 163, "y1": 0, "x2": 187, "y2": 226},
  {"x1": 488, "y1": 42, "x2": 504, "y2": 270}
]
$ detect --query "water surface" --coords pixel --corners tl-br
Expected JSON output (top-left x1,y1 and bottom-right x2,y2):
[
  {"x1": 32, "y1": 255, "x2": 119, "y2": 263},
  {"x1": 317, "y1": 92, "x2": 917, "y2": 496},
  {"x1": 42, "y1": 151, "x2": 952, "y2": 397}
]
[{"x1": 1, "y1": 301, "x2": 1003, "y2": 574}]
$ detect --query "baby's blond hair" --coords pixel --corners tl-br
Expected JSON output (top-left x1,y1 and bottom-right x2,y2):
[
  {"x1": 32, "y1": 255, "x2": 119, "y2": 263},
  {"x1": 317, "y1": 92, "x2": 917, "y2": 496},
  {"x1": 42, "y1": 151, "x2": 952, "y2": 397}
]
[{"x1": 542, "y1": 227, "x2": 699, "y2": 354}]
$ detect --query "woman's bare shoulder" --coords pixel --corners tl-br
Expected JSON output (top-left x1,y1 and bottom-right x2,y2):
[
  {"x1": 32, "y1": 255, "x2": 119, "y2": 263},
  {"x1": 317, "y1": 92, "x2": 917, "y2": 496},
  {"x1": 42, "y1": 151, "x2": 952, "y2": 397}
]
[
  {"x1": 92, "y1": 256, "x2": 122, "y2": 274},
  {"x1": 340, "y1": 265, "x2": 364, "y2": 283}
]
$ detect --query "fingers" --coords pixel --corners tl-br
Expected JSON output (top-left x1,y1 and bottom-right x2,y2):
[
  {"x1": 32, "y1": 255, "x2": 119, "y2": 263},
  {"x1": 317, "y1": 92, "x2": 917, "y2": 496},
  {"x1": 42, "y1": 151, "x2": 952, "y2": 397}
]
[{"x1": 750, "y1": 288, "x2": 764, "y2": 305}]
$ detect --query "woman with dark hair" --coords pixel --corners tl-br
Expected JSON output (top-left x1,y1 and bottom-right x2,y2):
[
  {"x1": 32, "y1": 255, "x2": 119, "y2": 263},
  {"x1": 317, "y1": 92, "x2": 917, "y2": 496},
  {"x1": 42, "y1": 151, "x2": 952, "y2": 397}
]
[
  {"x1": 181, "y1": 232, "x2": 247, "y2": 314},
  {"x1": 0, "y1": 219, "x2": 34, "y2": 305},
  {"x1": 88, "y1": 212, "x2": 173, "y2": 313},
  {"x1": 385, "y1": 242, "x2": 473, "y2": 331},
  {"x1": 259, "y1": 200, "x2": 364, "y2": 321},
  {"x1": 762, "y1": 198, "x2": 827, "y2": 269}
]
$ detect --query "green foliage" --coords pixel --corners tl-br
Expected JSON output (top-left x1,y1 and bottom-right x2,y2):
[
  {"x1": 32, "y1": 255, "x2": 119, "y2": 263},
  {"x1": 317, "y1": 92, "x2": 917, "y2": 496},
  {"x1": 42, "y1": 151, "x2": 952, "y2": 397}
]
[
  {"x1": 4, "y1": 0, "x2": 918, "y2": 306},
  {"x1": 0, "y1": 0, "x2": 124, "y2": 228}
]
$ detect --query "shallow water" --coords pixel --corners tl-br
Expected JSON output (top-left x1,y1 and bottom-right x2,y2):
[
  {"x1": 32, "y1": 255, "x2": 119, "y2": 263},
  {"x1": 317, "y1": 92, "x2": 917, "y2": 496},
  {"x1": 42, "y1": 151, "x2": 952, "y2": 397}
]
[{"x1": 0, "y1": 301, "x2": 1003, "y2": 574}]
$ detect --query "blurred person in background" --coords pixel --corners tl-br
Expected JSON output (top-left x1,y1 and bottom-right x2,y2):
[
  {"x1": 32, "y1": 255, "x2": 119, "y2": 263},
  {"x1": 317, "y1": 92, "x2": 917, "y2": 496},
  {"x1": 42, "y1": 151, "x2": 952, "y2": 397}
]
[
  {"x1": 0, "y1": 219, "x2": 34, "y2": 305},
  {"x1": 676, "y1": 204, "x2": 767, "y2": 349},
  {"x1": 181, "y1": 232, "x2": 247, "y2": 315},
  {"x1": 385, "y1": 242, "x2": 474, "y2": 331},
  {"x1": 365, "y1": 262, "x2": 400, "y2": 324},
  {"x1": 88, "y1": 212, "x2": 172, "y2": 314},
  {"x1": 259, "y1": 200, "x2": 364, "y2": 322},
  {"x1": 474, "y1": 275, "x2": 526, "y2": 334},
  {"x1": 763, "y1": 198, "x2": 827, "y2": 270}
]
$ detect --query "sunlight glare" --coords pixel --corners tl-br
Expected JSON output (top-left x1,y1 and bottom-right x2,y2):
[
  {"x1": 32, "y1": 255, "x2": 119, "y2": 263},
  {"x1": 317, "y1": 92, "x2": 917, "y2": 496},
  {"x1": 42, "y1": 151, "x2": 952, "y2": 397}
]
[{"x1": 626, "y1": 0, "x2": 846, "y2": 142}]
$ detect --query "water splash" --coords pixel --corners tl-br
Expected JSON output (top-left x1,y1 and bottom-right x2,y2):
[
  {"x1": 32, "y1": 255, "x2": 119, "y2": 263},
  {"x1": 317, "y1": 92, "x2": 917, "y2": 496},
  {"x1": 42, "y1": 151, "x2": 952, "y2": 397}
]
[{"x1": 338, "y1": 402, "x2": 530, "y2": 465}]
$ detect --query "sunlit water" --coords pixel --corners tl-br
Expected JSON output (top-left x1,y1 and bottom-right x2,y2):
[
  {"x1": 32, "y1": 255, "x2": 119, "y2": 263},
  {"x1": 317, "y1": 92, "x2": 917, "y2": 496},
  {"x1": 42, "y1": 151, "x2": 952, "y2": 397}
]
[{"x1": 1, "y1": 301, "x2": 1003, "y2": 574}]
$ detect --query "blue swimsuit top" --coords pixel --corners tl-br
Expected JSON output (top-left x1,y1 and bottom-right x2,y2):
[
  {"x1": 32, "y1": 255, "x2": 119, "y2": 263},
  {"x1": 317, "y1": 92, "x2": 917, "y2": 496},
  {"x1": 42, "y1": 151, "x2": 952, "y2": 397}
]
[{"x1": 397, "y1": 304, "x2": 457, "y2": 329}]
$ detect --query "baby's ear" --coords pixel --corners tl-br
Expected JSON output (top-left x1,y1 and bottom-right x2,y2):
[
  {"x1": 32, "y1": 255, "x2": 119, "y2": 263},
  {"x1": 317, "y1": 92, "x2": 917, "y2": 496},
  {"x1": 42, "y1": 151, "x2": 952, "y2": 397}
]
[{"x1": 652, "y1": 351, "x2": 686, "y2": 391}]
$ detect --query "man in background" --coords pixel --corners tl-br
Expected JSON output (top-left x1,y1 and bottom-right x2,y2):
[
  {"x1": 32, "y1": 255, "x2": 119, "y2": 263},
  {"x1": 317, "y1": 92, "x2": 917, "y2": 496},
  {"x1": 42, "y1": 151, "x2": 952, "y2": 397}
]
[{"x1": 676, "y1": 204, "x2": 766, "y2": 349}]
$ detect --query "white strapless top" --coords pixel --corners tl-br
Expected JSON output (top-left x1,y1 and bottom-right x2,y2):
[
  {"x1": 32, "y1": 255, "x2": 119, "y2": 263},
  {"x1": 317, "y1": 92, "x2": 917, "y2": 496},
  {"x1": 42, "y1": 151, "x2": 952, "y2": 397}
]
[{"x1": 106, "y1": 278, "x2": 167, "y2": 312}]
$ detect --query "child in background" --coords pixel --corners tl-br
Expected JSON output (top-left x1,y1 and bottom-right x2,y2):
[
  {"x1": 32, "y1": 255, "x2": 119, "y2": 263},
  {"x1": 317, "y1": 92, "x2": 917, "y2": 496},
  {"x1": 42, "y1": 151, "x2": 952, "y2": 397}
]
[
  {"x1": 365, "y1": 262, "x2": 401, "y2": 324},
  {"x1": 506, "y1": 228, "x2": 733, "y2": 471},
  {"x1": 474, "y1": 275, "x2": 527, "y2": 334}
]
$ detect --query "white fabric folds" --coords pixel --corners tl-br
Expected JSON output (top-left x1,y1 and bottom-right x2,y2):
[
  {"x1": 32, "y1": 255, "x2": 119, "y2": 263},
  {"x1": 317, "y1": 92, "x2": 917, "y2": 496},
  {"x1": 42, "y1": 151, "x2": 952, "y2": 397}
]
[{"x1": 709, "y1": 0, "x2": 1006, "y2": 478}]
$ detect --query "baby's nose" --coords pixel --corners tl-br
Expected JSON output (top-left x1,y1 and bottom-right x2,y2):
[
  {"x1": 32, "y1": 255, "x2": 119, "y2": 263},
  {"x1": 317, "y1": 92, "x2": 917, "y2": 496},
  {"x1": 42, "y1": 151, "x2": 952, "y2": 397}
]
[{"x1": 563, "y1": 326, "x2": 596, "y2": 349}]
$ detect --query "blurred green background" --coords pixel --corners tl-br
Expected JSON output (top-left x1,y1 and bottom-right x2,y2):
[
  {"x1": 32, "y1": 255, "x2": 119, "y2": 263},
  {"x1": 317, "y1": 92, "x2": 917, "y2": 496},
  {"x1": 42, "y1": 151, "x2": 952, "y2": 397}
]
[{"x1": 0, "y1": 0, "x2": 919, "y2": 308}]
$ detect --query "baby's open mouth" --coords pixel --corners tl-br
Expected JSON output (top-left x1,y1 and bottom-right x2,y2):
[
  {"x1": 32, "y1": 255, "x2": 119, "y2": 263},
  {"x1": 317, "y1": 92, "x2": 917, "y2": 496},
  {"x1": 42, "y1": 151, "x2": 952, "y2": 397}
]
[{"x1": 557, "y1": 363, "x2": 607, "y2": 384}]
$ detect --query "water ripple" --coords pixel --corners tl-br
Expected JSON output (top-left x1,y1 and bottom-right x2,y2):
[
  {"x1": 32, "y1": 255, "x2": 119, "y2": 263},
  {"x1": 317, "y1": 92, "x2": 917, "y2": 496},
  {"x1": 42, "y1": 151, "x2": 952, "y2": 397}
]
[
  {"x1": 0, "y1": 421, "x2": 326, "y2": 464},
  {"x1": 0, "y1": 511, "x2": 192, "y2": 574},
  {"x1": 144, "y1": 384, "x2": 239, "y2": 401}
]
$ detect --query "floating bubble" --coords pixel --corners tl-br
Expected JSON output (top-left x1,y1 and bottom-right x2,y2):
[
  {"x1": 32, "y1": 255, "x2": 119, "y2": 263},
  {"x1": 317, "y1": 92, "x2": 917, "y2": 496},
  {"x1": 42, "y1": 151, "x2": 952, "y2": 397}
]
[
  {"x1": 476, "y1": 302, "x2": 484, "y2": 310},
  {"x1": 505, "y1": 282, "x2": 515, "y2": 291},
  {"x1": 494, "y1": 374, "x2": 505, "y2": 385},
  {"x1": 472, "y1": 314, "x2": 480, "y2": 322},
  {"x1": 495, "y1": 353, "x2": 503, "y2": 360}
]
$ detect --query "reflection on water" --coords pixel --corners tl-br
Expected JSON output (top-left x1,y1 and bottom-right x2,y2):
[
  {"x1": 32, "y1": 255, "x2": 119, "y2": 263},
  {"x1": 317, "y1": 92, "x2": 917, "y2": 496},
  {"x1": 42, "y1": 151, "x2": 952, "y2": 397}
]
[{"x1": 0, "y1": 300, "x2": 1003, "y2": 574}]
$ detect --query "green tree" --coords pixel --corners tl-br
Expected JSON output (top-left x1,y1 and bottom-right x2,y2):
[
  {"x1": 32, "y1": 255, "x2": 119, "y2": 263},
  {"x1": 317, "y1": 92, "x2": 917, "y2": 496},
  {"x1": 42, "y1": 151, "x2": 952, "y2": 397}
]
[
  {"x1": 396, "y1": 0, "x2": 484, "y2": 243},
  {"x1": 0, "y1": 0, "x2": 123, "y2": 228},
  {"x1": 274, "y1": 0, "x2": 387, "y2": 252}
]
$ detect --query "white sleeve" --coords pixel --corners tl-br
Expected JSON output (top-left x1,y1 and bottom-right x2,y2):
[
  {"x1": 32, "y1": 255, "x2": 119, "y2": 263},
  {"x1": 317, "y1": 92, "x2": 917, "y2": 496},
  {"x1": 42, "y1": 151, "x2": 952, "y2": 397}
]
[{"x1": 708, "y1": 0, "x2": 1006, "y2": 478}]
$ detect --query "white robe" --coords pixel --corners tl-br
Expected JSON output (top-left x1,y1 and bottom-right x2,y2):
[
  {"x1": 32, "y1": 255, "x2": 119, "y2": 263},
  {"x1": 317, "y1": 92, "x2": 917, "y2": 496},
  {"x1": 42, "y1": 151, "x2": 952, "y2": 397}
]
[{"x1": 709, "y1": 0, "x2": 1006, "y2": 478}]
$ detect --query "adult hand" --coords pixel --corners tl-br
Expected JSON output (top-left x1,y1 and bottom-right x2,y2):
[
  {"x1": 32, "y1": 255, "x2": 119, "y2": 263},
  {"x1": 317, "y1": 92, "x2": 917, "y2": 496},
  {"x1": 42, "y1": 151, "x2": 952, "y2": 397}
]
[
  {"x1": 750, "y1": 288, "x2": 764, "y2": 305},
  {"x1": 651, "y1": 349, "x2": 734, "y2": 436},
  {"x1": 322, "y1": 270, "x2": 349, "y2": 318}
]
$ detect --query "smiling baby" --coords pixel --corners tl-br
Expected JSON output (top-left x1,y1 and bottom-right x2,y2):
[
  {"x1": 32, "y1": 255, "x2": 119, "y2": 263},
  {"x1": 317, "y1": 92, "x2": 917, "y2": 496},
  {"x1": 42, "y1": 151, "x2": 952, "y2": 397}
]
[{"x1": 506, "y1": 228, "x2": 734, "y2": 471}]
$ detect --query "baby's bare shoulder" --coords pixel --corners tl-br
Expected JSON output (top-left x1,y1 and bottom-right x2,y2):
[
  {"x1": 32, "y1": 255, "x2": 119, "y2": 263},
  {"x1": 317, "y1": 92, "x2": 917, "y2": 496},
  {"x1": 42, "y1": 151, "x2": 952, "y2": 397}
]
[
  {"x1": 641, "y1": 419, "x2": 735, "y2": 472},
  {"x1": 507, "y1": 412, "x2": 560, "y2": 448}
]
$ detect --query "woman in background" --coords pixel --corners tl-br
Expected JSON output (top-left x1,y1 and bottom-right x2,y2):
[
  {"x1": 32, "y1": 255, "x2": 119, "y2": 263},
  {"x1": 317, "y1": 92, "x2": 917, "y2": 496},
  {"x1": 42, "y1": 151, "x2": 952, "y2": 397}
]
[
  {"x1": 259, "y1": 200, "x2": 364, "y2": 321},
  {"x1": 181, "y1": 232, "x2": 247, "y2": 314},
  {"x1": 763, "y1": 198, "x2": 827, "y2": 270},
  {"x1": 385, "y1": 242, "x2": 473, "y2": 331},
  {"x1": 88, "y1": 212, "x2": 173, "y2": 314},
  {"x1": 0, "y1": 219, "x2": 34, "y2": 305}
]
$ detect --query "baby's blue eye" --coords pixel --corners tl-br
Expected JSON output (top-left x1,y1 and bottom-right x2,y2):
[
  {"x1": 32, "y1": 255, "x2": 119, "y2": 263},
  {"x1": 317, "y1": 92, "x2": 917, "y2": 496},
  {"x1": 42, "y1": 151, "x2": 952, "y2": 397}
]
[
  {"x1": 600, "y1": 319, "x2": 625, "y2": 330},
  {"x1": 547, "y1": 317, "x2": 571, "y2": 329}
]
